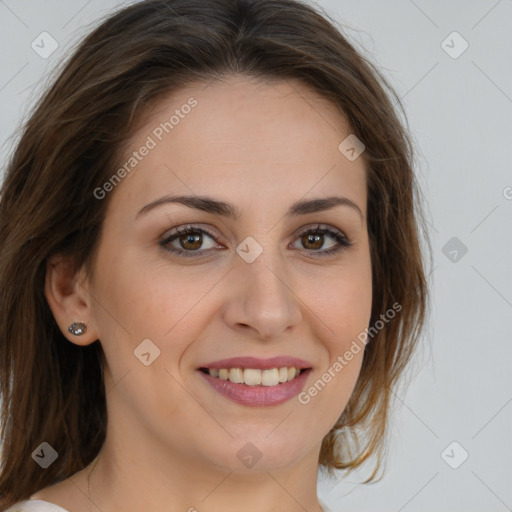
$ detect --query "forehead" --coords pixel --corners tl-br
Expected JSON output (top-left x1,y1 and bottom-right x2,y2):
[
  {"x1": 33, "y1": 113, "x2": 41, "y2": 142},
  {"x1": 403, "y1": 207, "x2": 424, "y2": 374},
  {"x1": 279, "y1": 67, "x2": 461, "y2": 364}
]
[{"x1": 108, "y1": 75, "x2": 367, "y2": 219}]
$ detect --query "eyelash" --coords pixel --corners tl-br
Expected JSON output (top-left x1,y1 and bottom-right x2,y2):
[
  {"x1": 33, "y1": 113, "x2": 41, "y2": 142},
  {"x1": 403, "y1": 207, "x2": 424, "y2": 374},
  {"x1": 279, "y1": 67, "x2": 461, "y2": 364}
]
[{"x1": 159, "y1": 224, "x2": 353, "y2": 258}]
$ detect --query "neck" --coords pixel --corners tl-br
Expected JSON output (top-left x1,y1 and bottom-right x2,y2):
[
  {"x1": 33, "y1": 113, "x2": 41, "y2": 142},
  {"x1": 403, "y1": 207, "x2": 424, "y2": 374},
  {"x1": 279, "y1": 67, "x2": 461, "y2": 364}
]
[{"x1": 87, "y1": 432, "x2": 323, "y2": 512}]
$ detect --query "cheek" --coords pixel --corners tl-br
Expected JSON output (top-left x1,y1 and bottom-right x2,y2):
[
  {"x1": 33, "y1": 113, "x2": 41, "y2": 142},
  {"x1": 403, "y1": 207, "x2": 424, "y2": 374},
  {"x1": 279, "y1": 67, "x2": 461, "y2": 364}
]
[
  {"x1": 307, "y1": 255, "x2": 372, "y2": 349},
  {"x1": 310, "y1": 279, "x2": 369, "y2": 394},
  {"x1": 91, "y1": 247, "x2": 221, "y2": 358},
  {"x1": 89, "y1": 251, "x2": 207, "y2": 418},
  {"x1": 298, "y1": 268, "x2": 370, "y2": 429}
]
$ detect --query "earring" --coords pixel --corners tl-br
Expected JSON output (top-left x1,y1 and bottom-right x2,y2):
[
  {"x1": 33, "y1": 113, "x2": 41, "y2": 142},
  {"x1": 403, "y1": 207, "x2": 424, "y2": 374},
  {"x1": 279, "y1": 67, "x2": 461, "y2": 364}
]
[{"x1": 68, "y1": 322, "x2": 87, "y2": 336}]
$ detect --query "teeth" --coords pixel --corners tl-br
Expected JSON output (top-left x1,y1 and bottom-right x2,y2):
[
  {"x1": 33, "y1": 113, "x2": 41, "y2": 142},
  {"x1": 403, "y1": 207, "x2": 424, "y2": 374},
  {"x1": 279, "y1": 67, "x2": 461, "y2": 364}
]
[
  {"x1": 229, "y1": 368, "x2": 244, "y2": 384},
  {"x1": 244, "y1": 368, "x2": 261, "y2": 386},
  {"x1": 207, "y1": 367, "x2": 303, "y2": 385},
  {"x1": 261, "y1": 368, "x2": 279, "y2": 386}
]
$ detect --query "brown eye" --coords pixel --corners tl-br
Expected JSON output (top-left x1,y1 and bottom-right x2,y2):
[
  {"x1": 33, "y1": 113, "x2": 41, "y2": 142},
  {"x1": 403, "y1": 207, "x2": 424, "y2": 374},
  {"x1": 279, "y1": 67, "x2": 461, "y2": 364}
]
[
  {"x1": 301, "y1": 233, "x2": 325, "y2": 250},
  {"x1": 160, "y1": 224, "x2": 352, "y2": 259},
  {"x1": 160, "y1": 226, "x2": 221, "y2": 257},
  {"x1": 177, "y1": 231, "x2": 203, "y2": 251},
  {"x1": 292, "y1": 225, "x2": 352, "y2": 256}
]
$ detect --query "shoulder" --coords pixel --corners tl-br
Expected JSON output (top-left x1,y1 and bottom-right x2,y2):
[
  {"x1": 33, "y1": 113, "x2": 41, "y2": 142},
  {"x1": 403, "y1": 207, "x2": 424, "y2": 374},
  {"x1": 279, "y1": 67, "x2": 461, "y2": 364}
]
[{"x1": 5, "y1": 500, "x2": 71, "y2": 512}]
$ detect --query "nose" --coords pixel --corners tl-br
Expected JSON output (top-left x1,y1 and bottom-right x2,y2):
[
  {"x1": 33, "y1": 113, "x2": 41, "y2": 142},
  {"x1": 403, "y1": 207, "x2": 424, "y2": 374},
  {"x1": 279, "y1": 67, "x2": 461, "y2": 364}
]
[{"x1": 222, "y1": 249, "x2": 303, "y2": 340}]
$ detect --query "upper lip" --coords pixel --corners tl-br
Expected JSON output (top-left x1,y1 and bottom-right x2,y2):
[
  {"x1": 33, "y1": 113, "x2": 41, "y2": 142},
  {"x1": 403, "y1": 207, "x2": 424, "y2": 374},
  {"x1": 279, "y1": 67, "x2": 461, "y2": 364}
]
[{"x1": 198, "y1": 356, "x2": 312, "y2": 370}]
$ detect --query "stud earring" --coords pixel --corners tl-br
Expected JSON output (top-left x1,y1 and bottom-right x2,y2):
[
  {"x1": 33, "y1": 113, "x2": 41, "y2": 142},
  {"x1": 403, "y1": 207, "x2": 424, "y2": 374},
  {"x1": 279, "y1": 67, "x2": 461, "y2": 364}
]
[{"x1": 68, "y1": 322, "x2": 87, "y2": 336}]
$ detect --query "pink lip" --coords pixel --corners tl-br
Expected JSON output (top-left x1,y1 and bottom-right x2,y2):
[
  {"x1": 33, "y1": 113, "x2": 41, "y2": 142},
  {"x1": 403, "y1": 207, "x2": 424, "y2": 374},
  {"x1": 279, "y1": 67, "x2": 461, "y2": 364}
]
[
  {"x1": 198, "y1": 368, "x2": 312, "y2": 407},
  {"x1": 197, "y1": 356, "x2": 312, "y2": 370}
]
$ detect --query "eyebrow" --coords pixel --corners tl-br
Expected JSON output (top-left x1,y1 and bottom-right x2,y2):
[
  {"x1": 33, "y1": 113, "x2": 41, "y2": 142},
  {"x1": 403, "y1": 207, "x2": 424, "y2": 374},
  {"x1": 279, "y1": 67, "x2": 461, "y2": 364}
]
[{"x1": 135, "y1": 194, "x2": 364, "y2": 221}]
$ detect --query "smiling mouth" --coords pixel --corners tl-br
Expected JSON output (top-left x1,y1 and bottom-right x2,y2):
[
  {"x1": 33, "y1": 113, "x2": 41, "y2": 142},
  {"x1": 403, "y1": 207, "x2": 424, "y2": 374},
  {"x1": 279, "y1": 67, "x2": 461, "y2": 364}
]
[{"x1": 199, "y1": 367, "x2": 308, "y2": 386}]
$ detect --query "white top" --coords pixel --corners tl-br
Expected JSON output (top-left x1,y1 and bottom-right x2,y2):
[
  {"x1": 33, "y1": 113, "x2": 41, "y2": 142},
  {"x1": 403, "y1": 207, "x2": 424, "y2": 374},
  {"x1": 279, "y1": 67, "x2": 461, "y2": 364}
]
[{"x1": 5, "y1": 500, "x2": 70, "y2": 512}]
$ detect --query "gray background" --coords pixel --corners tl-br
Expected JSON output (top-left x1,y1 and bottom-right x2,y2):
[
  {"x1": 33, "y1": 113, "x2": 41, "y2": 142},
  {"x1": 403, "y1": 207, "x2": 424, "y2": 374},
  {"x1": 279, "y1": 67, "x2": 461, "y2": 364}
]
[{"x1": 1, "y1": 1, "x2": 511, "y2": 511}]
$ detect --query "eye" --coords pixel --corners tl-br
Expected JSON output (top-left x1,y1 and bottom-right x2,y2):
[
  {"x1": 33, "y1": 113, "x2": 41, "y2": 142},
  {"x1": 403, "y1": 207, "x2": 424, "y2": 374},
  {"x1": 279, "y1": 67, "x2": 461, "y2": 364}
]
[
  {"x1": 291, "y1": 224, "x2": 352, "y2": 256},
  {"x1": 160, "y1": 226, "x2": 222, "y2": 257},
  {"x1": 159, "y1": 224, "x2": 352, "y2": 258}
]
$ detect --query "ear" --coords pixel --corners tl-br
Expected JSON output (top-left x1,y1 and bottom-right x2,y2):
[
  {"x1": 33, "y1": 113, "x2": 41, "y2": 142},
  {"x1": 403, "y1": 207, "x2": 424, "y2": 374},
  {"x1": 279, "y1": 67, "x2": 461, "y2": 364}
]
[{"x1": 45, "y1": 254, "x2": 99, "y2": 346}]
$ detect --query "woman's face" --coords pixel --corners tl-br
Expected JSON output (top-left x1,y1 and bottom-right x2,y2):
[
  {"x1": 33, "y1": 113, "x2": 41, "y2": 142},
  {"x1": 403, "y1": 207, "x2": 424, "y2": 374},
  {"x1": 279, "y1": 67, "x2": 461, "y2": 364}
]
[{"x1": 83, "y1": 75, "x2": 372, "y2": 473}]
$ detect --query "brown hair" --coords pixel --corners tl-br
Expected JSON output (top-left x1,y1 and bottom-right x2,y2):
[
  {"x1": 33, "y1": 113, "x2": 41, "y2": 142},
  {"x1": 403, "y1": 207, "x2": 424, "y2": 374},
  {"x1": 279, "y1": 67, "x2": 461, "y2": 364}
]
[{"x1": 0, "y1": 0, "x2": 429, "y2": 507}]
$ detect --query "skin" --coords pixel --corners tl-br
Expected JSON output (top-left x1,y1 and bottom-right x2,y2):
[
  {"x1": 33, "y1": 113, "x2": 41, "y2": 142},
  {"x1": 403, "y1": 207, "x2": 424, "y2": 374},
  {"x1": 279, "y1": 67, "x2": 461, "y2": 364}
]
[{"x1": 36, "y1": 74, "x2": 372, "y2": 512}]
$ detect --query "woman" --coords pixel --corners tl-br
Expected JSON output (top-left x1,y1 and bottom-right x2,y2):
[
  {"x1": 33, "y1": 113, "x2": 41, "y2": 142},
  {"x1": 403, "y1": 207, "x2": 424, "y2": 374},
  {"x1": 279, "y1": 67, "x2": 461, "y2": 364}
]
[{"x1": 0, "y1": 0, "x2": 428, "y2": 511}]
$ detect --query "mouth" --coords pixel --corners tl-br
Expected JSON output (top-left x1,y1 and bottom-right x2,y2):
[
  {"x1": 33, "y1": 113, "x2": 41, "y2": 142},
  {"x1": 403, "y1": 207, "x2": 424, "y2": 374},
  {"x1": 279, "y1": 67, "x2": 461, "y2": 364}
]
[
  {"x1": 196, "y1": 356, "x2": 312, "y2": 407},
  {"x1": 198, "y1": 366, "x2": 307, "y2": 386}
]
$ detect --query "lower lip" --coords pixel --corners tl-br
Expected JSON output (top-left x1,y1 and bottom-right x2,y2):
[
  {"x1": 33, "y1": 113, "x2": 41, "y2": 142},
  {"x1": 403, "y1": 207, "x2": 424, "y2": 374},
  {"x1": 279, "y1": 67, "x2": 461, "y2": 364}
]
[{"x1": 198, "y1": 369, "x2": 311, "y2": 407}]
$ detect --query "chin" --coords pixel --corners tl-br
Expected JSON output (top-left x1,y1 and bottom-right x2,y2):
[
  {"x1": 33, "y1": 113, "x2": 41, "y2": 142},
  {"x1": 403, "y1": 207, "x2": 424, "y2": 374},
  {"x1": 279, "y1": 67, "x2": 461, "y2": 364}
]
[{"x1": 198, "y1": 432, "x2": 312, "y2": 474}]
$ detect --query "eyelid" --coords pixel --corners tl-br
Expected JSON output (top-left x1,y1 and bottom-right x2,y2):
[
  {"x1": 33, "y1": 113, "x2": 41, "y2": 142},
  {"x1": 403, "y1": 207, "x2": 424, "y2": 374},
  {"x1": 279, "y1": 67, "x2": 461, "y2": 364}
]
[
  {"x1": 160, "y1": 224, "x2": 224, "y2": 244},
  {"x1": 293, "y1": 224, "x2": 352, "y2": 251}
]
